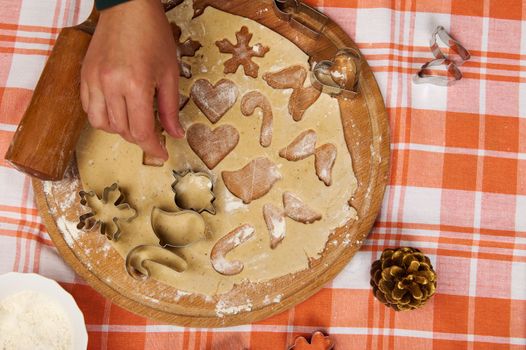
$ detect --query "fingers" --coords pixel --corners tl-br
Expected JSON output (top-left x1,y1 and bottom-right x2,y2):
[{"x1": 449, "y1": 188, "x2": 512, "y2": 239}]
[
  {"x1": 80, "y1": 80, "x2": 89, "y2": 113},
  {"x1": 82, "y1": 69, "x2": 168, "y2": 160},
  {"x1": 105, "y1": 94, "x2": 133, "y2": 143},
  {"x1": 157, "y1": 72, "x2": 185, "y2": 138},
  {"x1": 86, "y1": 87, "x2": 113, "y2": 133},
  {"x1": 127, "y1": 87, "x2": 168, "y2": 160},
  {"x1": 81, "y1": 67, "x2": 113, "y2": 133}
]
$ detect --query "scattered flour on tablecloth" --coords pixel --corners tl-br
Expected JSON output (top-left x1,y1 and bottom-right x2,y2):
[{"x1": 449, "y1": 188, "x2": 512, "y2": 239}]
[{"x1": 0, "y1": 291, "x2": 72, "y2": 350}]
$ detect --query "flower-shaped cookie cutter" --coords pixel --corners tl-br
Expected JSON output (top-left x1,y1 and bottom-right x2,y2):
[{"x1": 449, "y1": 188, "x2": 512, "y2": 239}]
[
  {"x1": 311, "y1": 48, "x2": 362, "y2": 99},
  {"x1": 77, "y1": 183, "x2": 137, "y2": 241},
  {"x1": 150, "y1": 207, "x2": 209, "y2": 248},
  {"x1": 272, "y1": 0, "x2": 329, "y2": 39},
  {"x1": 171, "y1": 170, "x2": 216, "y2": 215},
  {"x1": 125, "y1": 245, "x2": 188, "y2": 280}
]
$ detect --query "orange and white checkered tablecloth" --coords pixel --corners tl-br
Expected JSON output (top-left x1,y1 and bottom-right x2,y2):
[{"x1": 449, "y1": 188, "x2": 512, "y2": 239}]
[{"x1": 0, "y1": 0, "x2": 525, "y2": 349}]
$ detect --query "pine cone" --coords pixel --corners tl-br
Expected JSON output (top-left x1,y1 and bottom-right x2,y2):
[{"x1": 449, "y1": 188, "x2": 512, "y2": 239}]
[{"x1": 370, "y1": 247, "x2": 437, "y2": 311}]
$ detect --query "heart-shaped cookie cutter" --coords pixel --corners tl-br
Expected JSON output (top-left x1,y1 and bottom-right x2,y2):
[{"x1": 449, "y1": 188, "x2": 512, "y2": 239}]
[
  {"x1": 310, "y1": 48, "x2": 362, "y2": 99},
  {"x1": 272, "y1": 0, "x2": 328, "y2": 39},
  {"x1": 77, "y1": 183, "x2": 137, "y2": 241}
]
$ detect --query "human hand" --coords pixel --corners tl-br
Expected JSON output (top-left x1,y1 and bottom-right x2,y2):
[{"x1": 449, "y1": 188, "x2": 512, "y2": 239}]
[{"x1": 81, "y1": 0, "x2": 184, "y2": 161}]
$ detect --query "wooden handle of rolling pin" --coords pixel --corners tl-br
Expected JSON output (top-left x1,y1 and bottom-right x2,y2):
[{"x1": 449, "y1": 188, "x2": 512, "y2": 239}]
[{"x1": 4, "y1": 18, "x2": 96, "y2": 181}]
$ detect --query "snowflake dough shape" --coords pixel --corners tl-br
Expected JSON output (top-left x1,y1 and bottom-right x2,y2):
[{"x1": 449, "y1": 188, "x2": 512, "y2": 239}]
[
  {"x1": 171, "y1": 23, "x2": 202, "y2": 78},
  {"x1": 77, "y1": 183, "x2": 137, "y2": 241},
  {"x1": 216, "y1": 26, "x2": 270, "y2": 78}
]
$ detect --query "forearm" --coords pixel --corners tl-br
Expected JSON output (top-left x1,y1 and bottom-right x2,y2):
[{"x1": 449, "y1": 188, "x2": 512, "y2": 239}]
[{"x1": 95, "y1": 0, "x2": 129, "y2": 10}]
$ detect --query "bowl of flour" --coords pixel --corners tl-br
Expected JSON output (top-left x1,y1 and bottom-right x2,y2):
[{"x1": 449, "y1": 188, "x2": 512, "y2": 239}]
[{"x1": 0, "y1": 273, "x2": 87, "y2": 350}]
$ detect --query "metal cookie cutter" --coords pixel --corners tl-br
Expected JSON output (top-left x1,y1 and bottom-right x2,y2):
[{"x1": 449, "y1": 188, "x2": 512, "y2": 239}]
[
  {"x1": 147, "y1": 170, "x2": 214, "y2": 248},
  {"x1": 311, "y1": 48, "x2": 362, "y2": 99},
  {"x1": 77, "y1": 183, "x2": 137, "y2": 241},
  {"x1": 430, "y1": 26, "x2": 470, "y2": 66},
  {"x1": 151, "y1": 207, "x2": 209, "y2": 248},
  {"x1": 125, "y1": 245, "x2": 188, "y2": 280},
  {"x1": 171, "y1": 170, "x2": 216, "y2": 215},
  {"x1": 273, "y1": 0, "x2": 329, "y2": 39},
  {"x1": 413, "y1": 58, "x2": 463, "y2": 86},
  {"x1": 414, "y1": 26, "x2": 470, "y2": 86}
]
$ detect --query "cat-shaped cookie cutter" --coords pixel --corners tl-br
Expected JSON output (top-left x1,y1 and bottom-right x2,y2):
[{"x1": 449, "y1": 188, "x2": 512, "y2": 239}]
[
  {"x1": 310, "y1": 48, "x2": 362, "y2": 99},
  {"x1": 150, "y1": 206, "x2": 210, "y2": 248},
  {"x1": 146, "y1": 170, "x2": 216, "y2": 248}
]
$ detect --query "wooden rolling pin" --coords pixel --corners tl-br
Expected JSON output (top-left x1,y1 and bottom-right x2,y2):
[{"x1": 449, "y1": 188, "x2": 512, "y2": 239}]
[{"x1": 4, "y1": 10, "x2": 98, "y2": 181}]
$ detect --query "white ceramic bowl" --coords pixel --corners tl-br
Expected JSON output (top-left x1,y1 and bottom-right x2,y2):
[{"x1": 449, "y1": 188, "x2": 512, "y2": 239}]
[{"x1": 0, "y1": 272, "x2": 88, "y2": 350}]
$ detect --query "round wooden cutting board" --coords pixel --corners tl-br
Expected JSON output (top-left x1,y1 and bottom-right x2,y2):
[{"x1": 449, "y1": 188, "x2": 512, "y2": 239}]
[{"x1": 33, "y1": 0, "x2": 389, "y2": 327}]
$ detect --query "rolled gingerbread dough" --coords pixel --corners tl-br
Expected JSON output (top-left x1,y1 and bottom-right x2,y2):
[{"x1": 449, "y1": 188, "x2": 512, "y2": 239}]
[{"x1": 76, "y1": 1, "x2": 357, "y2": 295}]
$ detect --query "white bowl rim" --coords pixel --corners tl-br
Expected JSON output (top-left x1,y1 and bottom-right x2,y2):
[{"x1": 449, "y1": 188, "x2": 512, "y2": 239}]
[{"x1": 0, "y1": 272, "x2": 88, "y2": 350}]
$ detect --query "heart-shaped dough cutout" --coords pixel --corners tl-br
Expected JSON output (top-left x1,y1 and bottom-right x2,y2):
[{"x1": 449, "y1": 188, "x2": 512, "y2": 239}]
[
  {"x1": 186, "y1": 123, "x2": 240, "y2": 169},
  {"x1": 190, "y1": 78, "x2": 239, "y2": 123}
]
